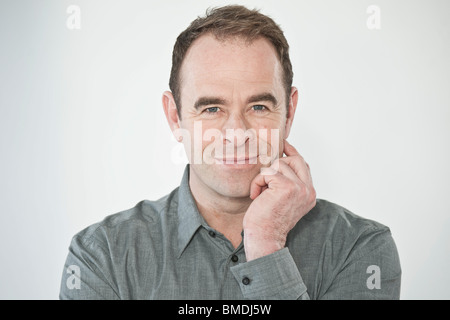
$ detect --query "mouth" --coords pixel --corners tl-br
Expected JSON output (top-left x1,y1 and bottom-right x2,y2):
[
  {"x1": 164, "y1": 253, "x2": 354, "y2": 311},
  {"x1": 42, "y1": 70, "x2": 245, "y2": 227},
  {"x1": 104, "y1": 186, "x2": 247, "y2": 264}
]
[{"x1": 214, "y1": 155, "x2": 259, "y2": 165}]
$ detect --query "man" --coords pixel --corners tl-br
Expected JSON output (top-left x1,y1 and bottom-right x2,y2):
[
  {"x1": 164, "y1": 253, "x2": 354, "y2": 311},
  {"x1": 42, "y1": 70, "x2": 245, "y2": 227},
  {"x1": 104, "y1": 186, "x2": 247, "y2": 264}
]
[{"x1": 60, "y1": 5, "x2": 401, "y2": 299}]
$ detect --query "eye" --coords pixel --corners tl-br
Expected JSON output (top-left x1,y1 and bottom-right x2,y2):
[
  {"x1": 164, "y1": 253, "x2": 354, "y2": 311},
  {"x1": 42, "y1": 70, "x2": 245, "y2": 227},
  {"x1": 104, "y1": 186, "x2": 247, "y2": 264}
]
[
  {"x1": 252, "y1": 105, "x2": 267, "y2": 112},
  {"x1": 204, "y1": 107, "x2": 219, "y2": 113}
]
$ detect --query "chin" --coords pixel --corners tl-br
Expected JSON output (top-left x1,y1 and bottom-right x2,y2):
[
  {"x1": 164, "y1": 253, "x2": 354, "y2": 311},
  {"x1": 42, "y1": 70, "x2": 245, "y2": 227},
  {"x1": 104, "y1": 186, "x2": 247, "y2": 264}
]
[
  {"x1": 213, "y1": 164, "x2": 260, "y2": 197},
  {"x1": 215, "y1": 184, "x2": 251, "y2": 199},
  {"x1": 192, "y1": 163, "x2": 260, "y2": 198}
]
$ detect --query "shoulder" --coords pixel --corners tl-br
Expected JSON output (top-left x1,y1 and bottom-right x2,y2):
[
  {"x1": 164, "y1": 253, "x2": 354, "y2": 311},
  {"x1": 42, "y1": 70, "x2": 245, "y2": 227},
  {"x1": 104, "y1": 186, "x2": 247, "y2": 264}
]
[
  {"x1": 295, "y1": 199, "x2": 398, "y2": 261},
  {"x1": 303, "y1": 198, "x2": 391, "y2": 236},
  {"x1": 293, "y1": 197, "x2": 401, "y2": 267},
  {"x1": 70, "y1": 188, "x2": 179, "y2": 250},
  {"x1": 296, "y1": 200, "x2": 401, "y2": 299}
]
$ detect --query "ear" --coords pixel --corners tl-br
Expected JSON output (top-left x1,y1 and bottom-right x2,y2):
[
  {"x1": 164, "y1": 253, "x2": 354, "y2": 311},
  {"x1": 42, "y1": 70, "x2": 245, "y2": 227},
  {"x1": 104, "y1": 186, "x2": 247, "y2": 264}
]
[
  {"x1": 284, "y1": 87, "x2": 298, "y2": 139},
  {"x1": 162, "y1": 91, "x2": 181, "y2": 136}
]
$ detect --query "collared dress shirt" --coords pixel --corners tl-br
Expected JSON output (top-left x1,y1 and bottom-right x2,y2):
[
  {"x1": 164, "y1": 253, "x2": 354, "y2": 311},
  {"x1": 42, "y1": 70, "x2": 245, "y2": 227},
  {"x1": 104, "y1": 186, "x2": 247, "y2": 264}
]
[{"x1": 60, "y1": 165, "x2": 401, "y2": 299}]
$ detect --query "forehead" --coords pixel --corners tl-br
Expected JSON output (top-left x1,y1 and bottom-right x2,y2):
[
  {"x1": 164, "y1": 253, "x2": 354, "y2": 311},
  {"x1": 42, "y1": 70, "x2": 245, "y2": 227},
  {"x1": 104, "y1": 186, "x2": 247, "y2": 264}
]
[{"x1": 179, "y1": 34, "x2": 284, "y2": 101}]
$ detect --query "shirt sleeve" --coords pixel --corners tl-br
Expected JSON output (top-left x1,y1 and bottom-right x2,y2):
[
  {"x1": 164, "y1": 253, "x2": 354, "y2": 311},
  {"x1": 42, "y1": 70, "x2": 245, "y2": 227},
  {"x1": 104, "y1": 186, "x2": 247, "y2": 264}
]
[
  {"x1": 230, "y1": 248, "x2": 310, "y2": 300},
  {"x1": 59, "y1": 234, "x2": 120, "y2": 300},
  {"x1": 230, "y1": 227, "x2": 401, "y2": 300}
]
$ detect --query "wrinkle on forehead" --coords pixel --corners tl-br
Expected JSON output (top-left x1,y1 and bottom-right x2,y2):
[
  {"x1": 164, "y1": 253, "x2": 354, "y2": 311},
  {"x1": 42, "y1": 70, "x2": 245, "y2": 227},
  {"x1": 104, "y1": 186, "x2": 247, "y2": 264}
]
[
  {"x1": 182, "y1": 35, "x2": 280, "y2": 76},
  {"x1": 179, "y1": 34, "x2": 285, "y2": 107}
]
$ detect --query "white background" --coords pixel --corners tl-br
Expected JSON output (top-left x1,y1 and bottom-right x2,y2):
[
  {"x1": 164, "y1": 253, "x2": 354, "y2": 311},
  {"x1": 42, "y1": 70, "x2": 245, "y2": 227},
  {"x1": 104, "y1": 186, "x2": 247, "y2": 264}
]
[{"x1": 0, "y1": 0, "x2": 449, "y2": 299}]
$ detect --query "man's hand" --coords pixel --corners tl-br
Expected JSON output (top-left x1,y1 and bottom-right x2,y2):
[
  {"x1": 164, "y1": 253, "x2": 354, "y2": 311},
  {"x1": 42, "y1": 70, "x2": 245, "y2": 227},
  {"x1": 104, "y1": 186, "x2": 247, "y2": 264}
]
[{"x1": 243, "y1": 140, "x2": 316, "y2": 261}]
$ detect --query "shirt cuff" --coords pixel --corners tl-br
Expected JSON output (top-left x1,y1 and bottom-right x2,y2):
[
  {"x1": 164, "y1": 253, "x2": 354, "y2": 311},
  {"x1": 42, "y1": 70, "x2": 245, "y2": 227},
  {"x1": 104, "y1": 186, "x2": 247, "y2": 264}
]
[{"x1": 230, "y1": 247, "x2": 309, "y2": 300}]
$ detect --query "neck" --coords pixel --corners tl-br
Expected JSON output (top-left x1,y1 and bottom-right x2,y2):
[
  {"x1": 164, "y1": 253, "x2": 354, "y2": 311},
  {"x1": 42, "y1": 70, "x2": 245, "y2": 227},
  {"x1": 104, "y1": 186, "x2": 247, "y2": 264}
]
[{"x1": 188, "y1": 168, "x2": 252, "y2": 248}]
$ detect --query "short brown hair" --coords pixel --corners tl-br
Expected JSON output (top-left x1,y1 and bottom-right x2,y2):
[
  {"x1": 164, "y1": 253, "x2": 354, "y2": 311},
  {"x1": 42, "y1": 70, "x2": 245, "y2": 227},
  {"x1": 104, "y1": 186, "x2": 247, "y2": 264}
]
[{"x1": 169, "y1": 5, "x2": 293, "y2": 117}]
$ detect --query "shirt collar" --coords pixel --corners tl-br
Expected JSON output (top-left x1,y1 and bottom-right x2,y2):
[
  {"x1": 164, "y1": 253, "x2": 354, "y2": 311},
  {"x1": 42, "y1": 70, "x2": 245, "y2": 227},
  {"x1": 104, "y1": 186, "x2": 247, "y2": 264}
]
[{"x1": 176, "y1": 165, "x2": 206, "y2": 258}]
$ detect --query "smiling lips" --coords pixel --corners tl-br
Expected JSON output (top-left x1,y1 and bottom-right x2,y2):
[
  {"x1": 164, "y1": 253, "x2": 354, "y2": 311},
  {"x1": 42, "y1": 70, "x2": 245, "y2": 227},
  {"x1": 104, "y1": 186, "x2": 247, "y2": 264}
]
[{"x1": 214, "y1": 155, "x2": 259, "y2": 164}]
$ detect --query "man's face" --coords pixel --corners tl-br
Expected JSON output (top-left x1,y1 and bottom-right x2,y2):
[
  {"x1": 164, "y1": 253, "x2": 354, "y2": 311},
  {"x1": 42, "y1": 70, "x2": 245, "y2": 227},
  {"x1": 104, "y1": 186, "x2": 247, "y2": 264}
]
[{"x1": 176, "y1": 34, "x2": 296, "y2": 198}]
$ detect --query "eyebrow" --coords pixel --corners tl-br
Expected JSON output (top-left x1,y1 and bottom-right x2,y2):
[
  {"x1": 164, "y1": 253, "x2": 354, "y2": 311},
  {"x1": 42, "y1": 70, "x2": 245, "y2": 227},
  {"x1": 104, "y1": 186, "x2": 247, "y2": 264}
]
[
  {"x1": 247, "y1": 93, "x2": 278, "y2": 106},
  {"x1": 194, "y1": 97, "x2": 227, "y2": 110},
  {"x1": 193, "y1": 92, "x2": 278, "y2": 110}
]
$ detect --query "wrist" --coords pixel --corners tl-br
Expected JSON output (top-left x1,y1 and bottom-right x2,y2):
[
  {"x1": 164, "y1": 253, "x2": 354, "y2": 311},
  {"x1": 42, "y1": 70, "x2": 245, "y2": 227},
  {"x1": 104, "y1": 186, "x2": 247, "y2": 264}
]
[{"x1": 243, "y1": 227, "x2": 286, "y2": 261}]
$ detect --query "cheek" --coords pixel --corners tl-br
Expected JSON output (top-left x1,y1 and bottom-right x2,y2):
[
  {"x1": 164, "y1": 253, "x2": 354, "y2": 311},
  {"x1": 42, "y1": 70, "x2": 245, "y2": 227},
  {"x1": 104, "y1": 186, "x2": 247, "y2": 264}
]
[
  {"x1": 250, "y1": 114, "x2": 286, "y2": 131},
  {"x1": 254, "y1": 122, "x2": 285, "y2": 143},
  {"x1": 200, "y1": 123, "x2": 222, "y2": 150},
  {"x1": 254, "y1": 123, "x2": 286, "y2": 160},
  {"x1": 188, "y1": 122, "x2": 224, "y2": 163}
]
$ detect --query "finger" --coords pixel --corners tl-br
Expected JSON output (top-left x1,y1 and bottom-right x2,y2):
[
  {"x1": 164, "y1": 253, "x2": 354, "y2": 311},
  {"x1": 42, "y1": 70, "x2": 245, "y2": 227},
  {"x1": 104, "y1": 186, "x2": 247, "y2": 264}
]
[
  {"x1": 281, "y1": 140, "x2": 312, "y2": 183},
  {"x1": 279, "y1": 156, "x2": 313, "y2": 186},
  {"x1": 249, "y1": 172, "x2": 267, "y2": 199},
  {"x1": 251, "y1": 162, "x2": 301, "y2": 199},
  {"x1": 249, "y1": 167, "x2": 277, "y2": 199},
  {"x1": 283, "y1": 139, "x2": 301, "y2": 157},
  {"x1": 269, "y1": 159, "x2": 299, "y2": 182},
  {"x1": 249, "y1": 167, "x2": 283, "y2": 199}
]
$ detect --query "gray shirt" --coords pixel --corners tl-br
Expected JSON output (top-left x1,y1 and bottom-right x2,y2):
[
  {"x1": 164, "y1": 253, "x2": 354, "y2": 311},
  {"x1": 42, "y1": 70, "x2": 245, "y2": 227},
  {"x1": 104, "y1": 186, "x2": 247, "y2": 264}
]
[{"x1": 60, "y1": 165, "x2": 401, "y2": 299}]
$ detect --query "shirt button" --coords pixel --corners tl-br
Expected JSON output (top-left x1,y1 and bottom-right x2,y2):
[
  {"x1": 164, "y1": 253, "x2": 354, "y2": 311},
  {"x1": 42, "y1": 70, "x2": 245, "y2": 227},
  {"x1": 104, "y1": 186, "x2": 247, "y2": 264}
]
[
  {"x1": 208, "y1": 230, "x2": 216, "y2": 238},
  {"x1": 231, "y1": 255, "x2": 239, "y2": 262},
  {"x1": 242, "y1": 277, "x2": 250, "y2": 285}
]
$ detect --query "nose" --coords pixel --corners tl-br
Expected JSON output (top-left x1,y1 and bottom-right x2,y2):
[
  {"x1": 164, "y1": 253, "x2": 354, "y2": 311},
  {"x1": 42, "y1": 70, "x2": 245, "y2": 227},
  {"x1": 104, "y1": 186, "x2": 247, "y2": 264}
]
[{"x1": 222, "y1": 113, "x2": 250, "y2": 147}]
